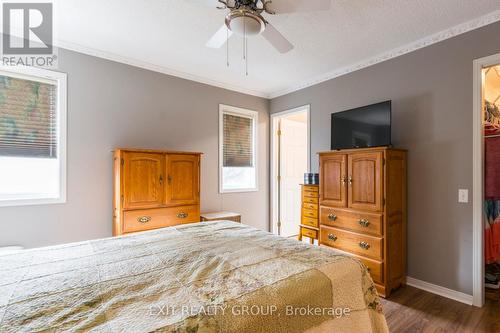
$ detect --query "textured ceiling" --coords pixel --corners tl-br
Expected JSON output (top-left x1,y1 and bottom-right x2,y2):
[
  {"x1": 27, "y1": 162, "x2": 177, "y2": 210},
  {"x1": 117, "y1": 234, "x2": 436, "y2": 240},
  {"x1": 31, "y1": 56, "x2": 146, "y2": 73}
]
[{"x1": 56, "y1": 0, "x2": 500, "y2": 98}]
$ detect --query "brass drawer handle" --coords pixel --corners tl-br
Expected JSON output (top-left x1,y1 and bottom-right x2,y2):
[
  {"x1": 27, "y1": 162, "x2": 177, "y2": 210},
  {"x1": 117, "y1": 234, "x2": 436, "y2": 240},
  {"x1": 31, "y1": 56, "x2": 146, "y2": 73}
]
[
  {"x1": 328, "y1": 234, "x2": 337, "y2": 241},
  {"x1": 307, "y1": 204, "x2": 315, "y2": 209},
  {"x1": 328, "y1": 213, "x2": 337, "y2": 221},
  {"x1": 137, "y1": 216, "x2": 151, "y2": 224},
  {"x1": 358, "y1": 219, "x2": 370, "y2": 227},
  {"x1": 177, "y1": 212, "x2": 188, "y2": 219},
  {"x1": 342, "y1": 176, "x2": 347, "y2": 185},
  {"x1": 359, "y1": 241, "x2": 371, "y2": 250},
  {"x1": 348, "y1": 176, "x2": 353, "y2": 186}
]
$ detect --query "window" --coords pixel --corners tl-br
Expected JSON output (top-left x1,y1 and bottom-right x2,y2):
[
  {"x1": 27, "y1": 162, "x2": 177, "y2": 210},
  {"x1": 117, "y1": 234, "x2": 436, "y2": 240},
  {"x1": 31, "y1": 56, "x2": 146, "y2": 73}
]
[
  {"x1": 0, "y1": 66, "x2": 67, "y2": 206},
  {"x1": 219, "y1": 105, "x2": 258, "y2": 193}
]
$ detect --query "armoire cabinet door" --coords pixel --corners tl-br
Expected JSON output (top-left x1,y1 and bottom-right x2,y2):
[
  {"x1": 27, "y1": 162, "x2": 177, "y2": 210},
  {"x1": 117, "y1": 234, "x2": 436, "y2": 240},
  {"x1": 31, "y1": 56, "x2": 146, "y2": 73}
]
[
  {"x1": 320, "y1": 154, "x2": 347, "y2": 207},
  {"x1": 122, "y1": 152, "x2": 165, "y2": 209},
  {"x1": 166, "y1": 154, "x2": 200, "y2": 205},
  {"x1": 348, "y1": 151, "x2": 383, "y2": 211}
]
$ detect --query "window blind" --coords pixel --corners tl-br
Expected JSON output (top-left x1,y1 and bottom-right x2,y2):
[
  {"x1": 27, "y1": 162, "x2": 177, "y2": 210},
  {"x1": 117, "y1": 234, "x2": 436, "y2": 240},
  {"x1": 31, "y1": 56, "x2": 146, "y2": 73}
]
[
  {"x1": 0, "y1": 75, "x2": 57, "y2": 158},
  {"x1": 223, "y1": 113, "x2": 253, "y2": 167}
]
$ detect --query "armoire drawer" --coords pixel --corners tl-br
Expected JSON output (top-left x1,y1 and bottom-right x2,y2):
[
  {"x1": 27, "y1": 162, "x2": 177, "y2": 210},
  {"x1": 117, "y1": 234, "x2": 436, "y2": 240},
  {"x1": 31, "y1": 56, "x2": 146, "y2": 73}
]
[
  {"x1": 123, "y1": 205, "x2": 200, "y2": 233},
  {"x1": 358, "y1": 256, "x2": 384, "y2": 285},
  {"x1": 320, "y1": 207, "x2": 382, "y2": 236},
  {"x1": 320, "y1": 226, "x2": 383, "y2": 260}
]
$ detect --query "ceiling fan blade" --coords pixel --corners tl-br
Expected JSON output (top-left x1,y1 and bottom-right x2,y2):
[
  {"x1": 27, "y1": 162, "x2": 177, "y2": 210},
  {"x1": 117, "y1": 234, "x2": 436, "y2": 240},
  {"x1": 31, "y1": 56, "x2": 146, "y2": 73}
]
[
  {"x1": 261, "y1": 23, "x2": 294, "y2": 53},
  {"x1": 206, "y1": 25, "x2": 233, "y2": 49},
  {"x1": 265, "y1": 0, "x2": 331, "y2": 14}
]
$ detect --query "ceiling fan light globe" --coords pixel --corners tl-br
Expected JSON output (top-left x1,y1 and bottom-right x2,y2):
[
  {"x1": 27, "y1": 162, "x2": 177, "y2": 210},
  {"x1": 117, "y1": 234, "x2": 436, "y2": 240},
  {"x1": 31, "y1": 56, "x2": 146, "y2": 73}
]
[{"x1": 225, "y1": 10, "x2": 265, "y2": 37}]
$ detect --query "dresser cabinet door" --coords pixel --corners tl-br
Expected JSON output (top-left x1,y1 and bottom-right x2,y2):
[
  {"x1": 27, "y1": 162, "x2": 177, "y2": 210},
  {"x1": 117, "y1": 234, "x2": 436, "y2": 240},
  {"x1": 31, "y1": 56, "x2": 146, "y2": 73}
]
[
  {"x1": 166, "y1": 154, "x2": 200, "y2": 205},
  {"x1": 348, "y1": 151, "x2": 383, "y2": 211},
  {"x1": 319, "y1": 154, "x2": 347, "y2": 207},
  {"x1": 123, "y1": 152, "x2": 165, "y2": 209}
]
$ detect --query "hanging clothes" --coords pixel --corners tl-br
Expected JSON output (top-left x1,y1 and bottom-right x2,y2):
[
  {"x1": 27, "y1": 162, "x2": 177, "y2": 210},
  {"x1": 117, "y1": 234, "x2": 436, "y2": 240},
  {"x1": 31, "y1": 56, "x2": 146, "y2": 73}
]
[
  {"x1": 485, "y1": 136, "x2": 500, "y2": 200},
  {"x1": 485, "y1": 200, "x2": 500, "y2": 264}
]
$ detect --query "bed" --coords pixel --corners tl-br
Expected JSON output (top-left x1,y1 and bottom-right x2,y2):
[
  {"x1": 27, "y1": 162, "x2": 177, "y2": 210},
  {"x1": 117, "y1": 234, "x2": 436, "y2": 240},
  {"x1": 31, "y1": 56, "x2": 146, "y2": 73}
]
[{"x1": 0, "y1": 221, "x2": 388, "y2": 332}]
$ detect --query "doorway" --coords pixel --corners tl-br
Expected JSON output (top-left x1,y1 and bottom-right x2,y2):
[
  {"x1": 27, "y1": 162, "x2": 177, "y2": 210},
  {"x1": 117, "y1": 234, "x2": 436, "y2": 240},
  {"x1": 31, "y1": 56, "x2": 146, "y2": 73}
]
[
  {"x1": 473, "y1": 53, "x2": 500, "y2": 307},
  {"x1": 271, "y1": 106, "x2": 310, "y2": 238}
]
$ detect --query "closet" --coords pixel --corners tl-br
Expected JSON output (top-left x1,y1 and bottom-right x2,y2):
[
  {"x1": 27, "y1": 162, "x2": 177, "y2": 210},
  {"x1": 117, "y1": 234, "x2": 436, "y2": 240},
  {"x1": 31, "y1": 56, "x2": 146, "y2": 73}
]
[{"x1": 483, "y1": 65, "x2": 500, "y2": 298}]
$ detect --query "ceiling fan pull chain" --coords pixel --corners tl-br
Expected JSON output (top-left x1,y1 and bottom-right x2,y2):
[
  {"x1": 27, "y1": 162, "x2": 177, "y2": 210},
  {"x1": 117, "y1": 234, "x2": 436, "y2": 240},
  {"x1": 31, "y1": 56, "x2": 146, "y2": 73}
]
[
  {"x1": 243, "y1": 13, "x2": 246, "y2": 60},
  {"x1": 226, "y1": 27, "x2": 230, "y2": 67},
  {"x1": 245, "y1": 37, "x2": 248, "y2": 75}
]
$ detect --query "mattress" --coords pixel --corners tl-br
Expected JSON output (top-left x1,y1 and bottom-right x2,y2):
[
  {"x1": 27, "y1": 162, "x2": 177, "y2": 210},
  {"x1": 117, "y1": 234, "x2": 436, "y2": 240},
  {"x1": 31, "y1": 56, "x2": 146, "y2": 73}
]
[{"x1": 0, "y1": 221, "x2": 388, "y2": 332}]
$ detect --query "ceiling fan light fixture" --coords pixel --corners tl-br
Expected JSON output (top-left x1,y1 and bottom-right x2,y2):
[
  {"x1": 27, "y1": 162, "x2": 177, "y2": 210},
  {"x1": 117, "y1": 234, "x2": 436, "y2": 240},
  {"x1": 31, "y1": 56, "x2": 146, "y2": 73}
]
[{"x1": 225, "y1": 9, "x2": 265, "y2": 36}]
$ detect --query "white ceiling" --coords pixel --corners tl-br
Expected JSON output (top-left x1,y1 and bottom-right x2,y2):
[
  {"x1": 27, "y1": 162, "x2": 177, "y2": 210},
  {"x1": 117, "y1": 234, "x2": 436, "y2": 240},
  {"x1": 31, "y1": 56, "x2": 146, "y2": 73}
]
[{"x1": 56, "y1": 0, "x2": 500, "y2": 98}]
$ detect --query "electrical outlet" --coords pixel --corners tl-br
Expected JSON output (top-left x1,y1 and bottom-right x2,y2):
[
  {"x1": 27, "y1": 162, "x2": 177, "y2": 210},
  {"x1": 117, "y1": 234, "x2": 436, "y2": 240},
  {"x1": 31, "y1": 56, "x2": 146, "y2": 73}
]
[{"x1": 458, "y1": 189, "x2": 469, "y2": 203}]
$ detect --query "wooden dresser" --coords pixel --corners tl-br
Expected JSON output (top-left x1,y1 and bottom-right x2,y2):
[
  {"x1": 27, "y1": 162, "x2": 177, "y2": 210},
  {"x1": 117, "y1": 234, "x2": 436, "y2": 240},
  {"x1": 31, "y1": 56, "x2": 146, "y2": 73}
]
[
  {"x1": 298, "y1": 184, "x2": 319, "y2": 244},
  {"x1": 318, "y1": 147, "x2": 406, "y2": 298},
  {"x1": 113, "y1": 148, "x2": 202, "y2": 236}
]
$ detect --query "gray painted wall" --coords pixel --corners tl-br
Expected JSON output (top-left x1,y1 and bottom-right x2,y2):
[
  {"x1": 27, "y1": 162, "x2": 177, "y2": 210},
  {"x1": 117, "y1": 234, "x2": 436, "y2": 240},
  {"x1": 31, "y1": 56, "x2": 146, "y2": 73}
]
[
  {"x1": 0, "y1": 48, "x2": 269, "y2": 248},
  {"x1": 270, "y1": 21, "x2": 500, "y2": 295}
]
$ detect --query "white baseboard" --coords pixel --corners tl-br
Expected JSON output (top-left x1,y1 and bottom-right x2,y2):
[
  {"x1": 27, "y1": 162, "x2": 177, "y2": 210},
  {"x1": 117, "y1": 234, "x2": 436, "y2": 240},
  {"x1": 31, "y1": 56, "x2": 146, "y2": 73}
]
[{"x1": 406, "y1": 276, "x2": 473, "y2": 305}]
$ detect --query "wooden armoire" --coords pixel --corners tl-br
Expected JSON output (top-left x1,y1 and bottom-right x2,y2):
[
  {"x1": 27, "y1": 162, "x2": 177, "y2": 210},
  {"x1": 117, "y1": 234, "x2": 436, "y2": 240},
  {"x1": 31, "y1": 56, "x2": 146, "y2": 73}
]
[
  {"x1": 113, "y1": 148, "x2": 202, "y2": 236},
  {"x1": 318, "y1": 147, "x2": 406, "y2": 297}
]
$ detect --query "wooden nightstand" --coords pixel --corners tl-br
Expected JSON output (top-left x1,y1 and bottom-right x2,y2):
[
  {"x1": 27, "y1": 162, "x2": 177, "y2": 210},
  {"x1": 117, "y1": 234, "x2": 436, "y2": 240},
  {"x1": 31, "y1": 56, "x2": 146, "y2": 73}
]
[{"x1": 200, "y1": 211, "x2": 241, "y2": 223}]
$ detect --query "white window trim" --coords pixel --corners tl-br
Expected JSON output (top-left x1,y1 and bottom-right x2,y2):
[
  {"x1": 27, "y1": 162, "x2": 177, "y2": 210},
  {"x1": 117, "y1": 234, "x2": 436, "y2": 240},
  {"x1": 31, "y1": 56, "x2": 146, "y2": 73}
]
[
  {"x1": 0, "y1": 65, "x2": 67, "y2": 207},
  {"x1": 219, "y1": 104, "x2": 259, "y2": 194}
]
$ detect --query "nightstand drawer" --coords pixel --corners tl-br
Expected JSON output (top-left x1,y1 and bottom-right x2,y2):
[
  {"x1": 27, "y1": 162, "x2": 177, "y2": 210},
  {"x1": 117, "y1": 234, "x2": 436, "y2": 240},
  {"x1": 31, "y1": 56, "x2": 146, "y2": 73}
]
[{"x1": 320, "y1": 226, "x2": 383, "y2": 260}]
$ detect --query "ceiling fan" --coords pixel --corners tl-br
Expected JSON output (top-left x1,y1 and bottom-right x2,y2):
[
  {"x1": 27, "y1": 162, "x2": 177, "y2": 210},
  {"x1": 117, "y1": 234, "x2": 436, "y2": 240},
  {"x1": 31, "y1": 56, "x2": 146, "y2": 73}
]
[{"x1": 189, "y1": 0, "x2": 331, "y2": 73}]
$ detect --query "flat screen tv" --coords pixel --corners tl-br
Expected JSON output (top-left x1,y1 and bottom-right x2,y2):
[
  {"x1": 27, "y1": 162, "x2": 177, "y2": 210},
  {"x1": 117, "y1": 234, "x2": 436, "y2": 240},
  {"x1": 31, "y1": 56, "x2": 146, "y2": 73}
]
[{"x1": 331, "y1": 101, "x2": 391, "y2": 150}]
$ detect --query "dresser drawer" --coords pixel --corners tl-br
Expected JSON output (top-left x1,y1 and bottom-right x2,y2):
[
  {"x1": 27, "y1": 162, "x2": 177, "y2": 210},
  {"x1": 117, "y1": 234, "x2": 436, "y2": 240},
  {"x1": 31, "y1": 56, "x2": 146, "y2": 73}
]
[
  {"x1": 123, "y1": 206, "x2": 200, "y2": 233},
  {"x1": 303, "y1": 185, "x2": 319, "y2": 193},
  {"x1": 301, "y1": 227, "x2": 318, "y2": 239},
  {"x1": 303, "y1": 197, "x2": 318, "y2": 204},
  {"x1": 303, "y1": 202, "x2": 318, "y2": 211},
  {"x1": 303, "y1": 190, "x2": 319, "y2": 198},
  {"x1": 320, "y1": 226, "x2": 383, "y2": 260},
  {"x1": 302, "y1": 217, "x2": 319, "y2": 228},
  {"x1": 320, "y1": 207, "x2": 383, "y2": 236},
  {"x1": 302, "y1": 208, "x2": 318, "y2": 219}
]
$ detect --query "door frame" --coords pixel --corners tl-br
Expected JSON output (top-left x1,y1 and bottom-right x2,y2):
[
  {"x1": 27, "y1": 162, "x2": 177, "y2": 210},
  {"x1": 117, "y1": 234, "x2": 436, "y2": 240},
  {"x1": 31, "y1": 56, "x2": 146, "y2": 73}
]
[
  {"x1": 270, "y1": 105, "x2": 311, "y2": 235},
  {"x1": 472, "y1": 52, "x2": 500, "y2": 307}
]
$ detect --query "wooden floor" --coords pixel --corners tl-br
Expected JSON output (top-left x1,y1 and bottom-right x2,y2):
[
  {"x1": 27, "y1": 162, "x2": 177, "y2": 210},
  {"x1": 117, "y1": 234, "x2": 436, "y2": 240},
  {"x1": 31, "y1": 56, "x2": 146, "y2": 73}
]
[{"x1": 381, "y1": 286, "x2": 500, "y2": 332}]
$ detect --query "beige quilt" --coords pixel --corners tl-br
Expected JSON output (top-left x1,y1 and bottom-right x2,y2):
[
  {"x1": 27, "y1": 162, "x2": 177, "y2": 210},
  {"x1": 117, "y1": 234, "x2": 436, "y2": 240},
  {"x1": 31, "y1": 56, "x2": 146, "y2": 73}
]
[{"x1": 0, "y1": 221, "x2": 388, "y2": 332}]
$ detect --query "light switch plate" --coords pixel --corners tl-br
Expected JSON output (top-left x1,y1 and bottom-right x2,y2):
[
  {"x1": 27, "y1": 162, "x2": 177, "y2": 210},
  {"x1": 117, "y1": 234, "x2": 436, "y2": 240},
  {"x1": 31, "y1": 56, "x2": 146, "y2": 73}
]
[{"x1": 458, "y1": 189, "x2": 469, "y2": 203}]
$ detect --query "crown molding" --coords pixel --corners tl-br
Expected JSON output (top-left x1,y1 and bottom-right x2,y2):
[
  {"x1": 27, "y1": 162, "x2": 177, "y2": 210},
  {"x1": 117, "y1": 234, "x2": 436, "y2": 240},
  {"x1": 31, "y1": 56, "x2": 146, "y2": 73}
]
[
  {"x1": 55, "y1": 10, "x2": 500, "y2": 100},
  {"x1": 268, "y1": 10, "x2": 500, "y2": 99},
  {"x1": 54, "y1": 39, "x2": 269, "y2": 99}
]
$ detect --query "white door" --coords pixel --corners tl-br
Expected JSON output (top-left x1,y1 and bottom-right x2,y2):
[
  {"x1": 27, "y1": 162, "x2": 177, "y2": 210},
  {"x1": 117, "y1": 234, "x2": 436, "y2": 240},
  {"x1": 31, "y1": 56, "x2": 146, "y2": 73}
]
[{"x1": 279, "y1": 116, "x2": 308, "y2": 237}]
